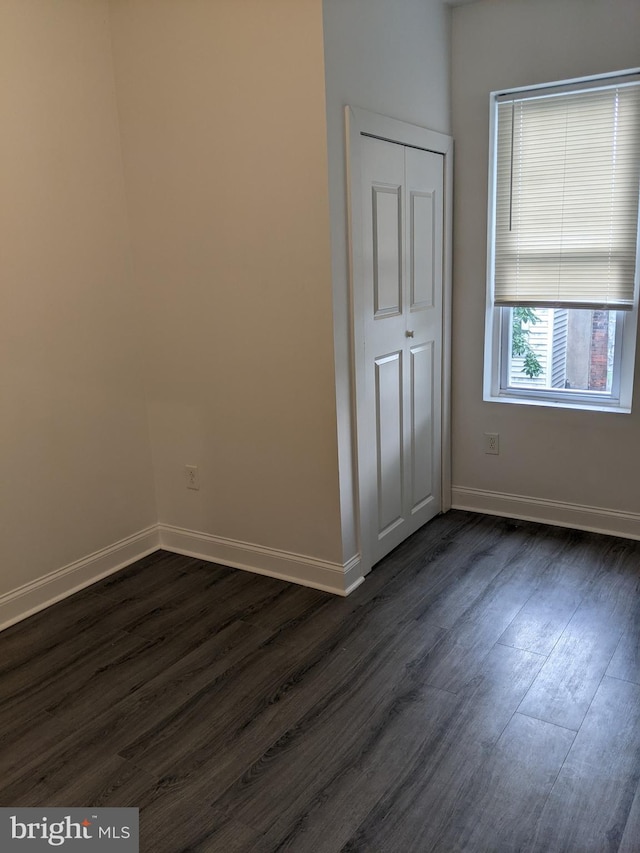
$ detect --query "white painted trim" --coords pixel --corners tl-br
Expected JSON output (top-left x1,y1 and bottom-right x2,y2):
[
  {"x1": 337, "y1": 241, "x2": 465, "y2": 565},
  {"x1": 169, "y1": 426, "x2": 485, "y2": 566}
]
[
  {"x1": 0, "y1": 523, "x2": 365, "y2": 633},
  {"x1": 158, "y1": 524, "x2": 364, "y2": 596},
  {"x1": 346, "y1": 106, "x2": 454, "y2": 573},
  {"x1": 347, "y1": 107, "x2": 454, "y2": 157},
  {"x1": 441, "y1": 133, "x2": 454, "y2": 514},
  {"x1": 452, "y1": 486, "x2": 640, "y2": 541},
  {"x1": 0, "y1": 526, "x2": 160, "y2": 633}
]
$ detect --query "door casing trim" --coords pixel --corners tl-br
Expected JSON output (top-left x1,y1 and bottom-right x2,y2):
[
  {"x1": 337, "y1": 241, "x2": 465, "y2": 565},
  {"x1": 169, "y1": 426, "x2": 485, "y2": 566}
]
[{"x1": 345, "y1": 106, "x2": 453, "y2": 575}]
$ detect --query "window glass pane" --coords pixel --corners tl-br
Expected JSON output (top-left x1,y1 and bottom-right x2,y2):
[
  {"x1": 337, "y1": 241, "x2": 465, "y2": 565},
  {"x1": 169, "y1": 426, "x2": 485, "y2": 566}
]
[{"x1": 506, "y1": 307, "x2": 616, "y2": 394}]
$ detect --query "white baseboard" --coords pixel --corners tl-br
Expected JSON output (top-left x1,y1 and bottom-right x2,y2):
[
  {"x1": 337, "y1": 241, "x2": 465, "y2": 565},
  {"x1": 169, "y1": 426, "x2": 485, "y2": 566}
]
[
  {"x1": 0, "y1": 526, "x2": 161, "y2": 633},
  {"x1": 158, "y1": 523, "x2": 364, "y2": 596},
  {"x1": 0, "y1": 523, "x2": 365, "y2": 633},
  {"x1": 9, "y1": 488, "x2": 635, "y2": 634},
  {"x1": 452, "y1": 486, "x2": 640, "y2": 541}
]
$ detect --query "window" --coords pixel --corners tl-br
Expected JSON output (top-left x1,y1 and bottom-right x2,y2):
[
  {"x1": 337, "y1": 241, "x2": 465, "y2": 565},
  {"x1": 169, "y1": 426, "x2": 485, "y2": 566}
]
[{"x1": 484, "y1": 71, "x2": 640, "y2": 412}]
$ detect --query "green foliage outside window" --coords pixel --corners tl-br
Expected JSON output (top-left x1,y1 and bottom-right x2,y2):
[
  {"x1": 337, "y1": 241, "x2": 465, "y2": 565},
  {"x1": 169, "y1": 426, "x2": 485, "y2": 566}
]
[{"x1": 512, "y1": 307, "x2": 543, "y2": 378}]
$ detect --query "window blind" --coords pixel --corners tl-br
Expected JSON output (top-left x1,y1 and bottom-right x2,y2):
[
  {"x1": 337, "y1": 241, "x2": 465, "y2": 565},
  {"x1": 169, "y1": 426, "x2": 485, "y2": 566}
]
[{"x1": 493, "y1": 84, "x2": 640, "y2": 310}]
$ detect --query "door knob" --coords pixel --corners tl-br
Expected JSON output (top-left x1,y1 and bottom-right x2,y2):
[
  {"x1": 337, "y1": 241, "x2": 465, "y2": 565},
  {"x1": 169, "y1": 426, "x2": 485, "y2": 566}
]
[{"x1": 405, "y1": 330, "x2": 414, "y2": 338}]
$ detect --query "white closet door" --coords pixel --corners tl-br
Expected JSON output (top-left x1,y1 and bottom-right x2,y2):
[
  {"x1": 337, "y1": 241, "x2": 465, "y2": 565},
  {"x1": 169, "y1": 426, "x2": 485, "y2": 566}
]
[{"x1": 360, "y1": 136, "x2": 443, "y2": 567}]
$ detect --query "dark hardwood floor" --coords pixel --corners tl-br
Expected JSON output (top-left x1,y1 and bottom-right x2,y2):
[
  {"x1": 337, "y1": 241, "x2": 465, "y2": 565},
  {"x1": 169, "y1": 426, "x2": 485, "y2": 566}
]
[{"x1": 1, "y1": 510, "x2": 640, "y2": 852}]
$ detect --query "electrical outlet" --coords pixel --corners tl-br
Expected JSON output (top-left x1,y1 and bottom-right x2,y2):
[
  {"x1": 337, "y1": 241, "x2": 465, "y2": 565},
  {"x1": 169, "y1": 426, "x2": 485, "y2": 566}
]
[
  {"x1": 484, "y1": 433, "x2": 500, "y2": 455},
  {"x1": 185, "y1": 465, "x2": 200, "y2": 490}
]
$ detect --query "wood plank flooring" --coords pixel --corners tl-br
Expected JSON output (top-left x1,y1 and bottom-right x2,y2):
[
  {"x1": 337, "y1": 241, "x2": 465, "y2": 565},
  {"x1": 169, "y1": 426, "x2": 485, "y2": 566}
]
[{"x1": 1, "y1": 510, "x2": 639, "y2": 852}]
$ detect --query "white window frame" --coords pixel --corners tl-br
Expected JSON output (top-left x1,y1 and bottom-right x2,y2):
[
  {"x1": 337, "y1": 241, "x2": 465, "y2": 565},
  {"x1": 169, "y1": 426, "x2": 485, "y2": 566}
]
[{"x1": 483, "y1": 70, "x2": 640, "y2": 414}]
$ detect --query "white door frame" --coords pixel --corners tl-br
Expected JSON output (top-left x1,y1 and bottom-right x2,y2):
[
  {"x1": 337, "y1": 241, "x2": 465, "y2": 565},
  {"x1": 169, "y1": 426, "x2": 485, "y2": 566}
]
[{"x1": 345, "y1": 106, "x2": 453, "y2": 575}]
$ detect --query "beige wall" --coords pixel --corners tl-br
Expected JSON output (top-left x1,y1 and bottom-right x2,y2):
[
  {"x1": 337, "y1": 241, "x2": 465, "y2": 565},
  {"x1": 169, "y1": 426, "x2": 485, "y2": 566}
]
[
  {"x1": 12, "y1": 0, "x2": 632, "y2": 611},
  {"x1": 322, "y1": 0, "x2": 451, "y2": 560},
  {"x1": 3, "y1": 0, "x2": 451, "y2": 607},
  {"x1": 0, "y1": 0, "x2": 156, "y2": 597},
  {"x1": 109, "y1": 0, "x2": 344, "y2": 561},
  {"x1": 451, "y1": 0, "x2": 640, "y2": 516}
]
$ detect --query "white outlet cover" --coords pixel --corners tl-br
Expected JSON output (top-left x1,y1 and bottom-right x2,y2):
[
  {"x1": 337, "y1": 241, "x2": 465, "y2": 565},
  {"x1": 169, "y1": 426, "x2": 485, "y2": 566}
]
[
  {"x1": 185, "y1": 465, "x2": 200, "y2": 490},
  {"x1": 484, "y1": 433, "x2": 499, "y2": 455}
]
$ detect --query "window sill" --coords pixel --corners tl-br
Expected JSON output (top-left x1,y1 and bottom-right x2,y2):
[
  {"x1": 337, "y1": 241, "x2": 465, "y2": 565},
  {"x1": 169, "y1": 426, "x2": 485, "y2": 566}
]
[{"x1": 484, "y1": 391, "x2": 631, "y2": 414}]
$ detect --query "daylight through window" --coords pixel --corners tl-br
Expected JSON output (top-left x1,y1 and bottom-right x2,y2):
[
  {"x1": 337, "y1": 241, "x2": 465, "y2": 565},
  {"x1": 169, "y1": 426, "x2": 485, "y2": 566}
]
[{"x1": 484, "y1": 71, "x2": 640, "y2": 411}]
